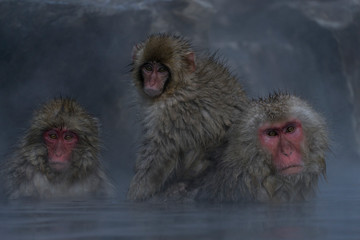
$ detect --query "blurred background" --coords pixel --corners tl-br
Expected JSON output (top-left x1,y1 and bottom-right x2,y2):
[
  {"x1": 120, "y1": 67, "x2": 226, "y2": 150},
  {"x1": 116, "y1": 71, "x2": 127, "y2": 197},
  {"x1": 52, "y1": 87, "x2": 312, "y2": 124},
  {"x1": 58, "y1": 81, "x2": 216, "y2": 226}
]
[{"x1": 0, "y1": 0, "x2": 359, "y2": 198}]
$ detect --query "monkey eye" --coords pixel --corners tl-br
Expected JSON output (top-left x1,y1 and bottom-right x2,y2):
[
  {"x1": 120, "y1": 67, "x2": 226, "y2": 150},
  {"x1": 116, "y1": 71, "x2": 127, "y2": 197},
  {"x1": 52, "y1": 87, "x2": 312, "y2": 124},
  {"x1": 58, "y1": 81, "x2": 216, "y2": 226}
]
[
  {"x1": 64, "y1": 132, "x2": 76, "y2": 141},
  {"x1": 143, "y1": 64, "x2": 153, "y2": 72},
  {"x1": 286, "y1": 125, "x2": 296, "y2": 133},
  {"x1": 49, "y1": 133, "x2": 58, "y2": 139},
  {"x1": 158, "y1": 66, "x2": 167, "y2": 73},
  {"x1": 266, "y1": 130, "x2": 278, "y2": 137},
  {"x1": 64, "y1": 135, "x2": 73, "y2": 140}
]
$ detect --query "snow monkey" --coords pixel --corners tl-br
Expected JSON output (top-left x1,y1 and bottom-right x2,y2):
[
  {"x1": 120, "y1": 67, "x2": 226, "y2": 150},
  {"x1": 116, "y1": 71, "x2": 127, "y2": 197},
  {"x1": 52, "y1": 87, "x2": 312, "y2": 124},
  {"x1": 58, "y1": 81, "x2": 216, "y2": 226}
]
[
  {"x1": 128, "y1": 33, "x2": 248, "y2": 201},
  {"x1": 4, "y1": 98, "x2": 114, "y2": 199},
  {"x1": 195, "y1": 93, "x2": 328, "y2": 202}
]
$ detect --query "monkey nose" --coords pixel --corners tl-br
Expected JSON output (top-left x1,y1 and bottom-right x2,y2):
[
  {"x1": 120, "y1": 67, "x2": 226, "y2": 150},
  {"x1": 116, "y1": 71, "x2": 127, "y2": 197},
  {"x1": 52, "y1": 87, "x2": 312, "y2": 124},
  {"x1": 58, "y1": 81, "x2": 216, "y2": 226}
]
[
  {"x1": 54, "y1": 151, "x2": 63, "y2": 157},
  {"x1": 148, "y1": 76, "x2": 157, "y2": 87},
  {"x1": 281, "y1": 151, "x2": 292, "y2": 157},
  {"x1": 279, "y1": 139, "x2": 293, "y2": 157},
  {"x1": 54, "y1": 144, "x2": 64, "y2": 157}
]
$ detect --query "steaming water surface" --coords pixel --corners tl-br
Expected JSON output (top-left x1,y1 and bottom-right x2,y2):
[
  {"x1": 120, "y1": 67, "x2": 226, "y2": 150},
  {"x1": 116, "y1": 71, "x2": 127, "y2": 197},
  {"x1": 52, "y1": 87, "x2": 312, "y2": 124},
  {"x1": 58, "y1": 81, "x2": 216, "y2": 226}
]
[
  {"x1": 1, "y1": 0, "x2": 360, "y2": 239},
  {"x1": 1, "y1": 177, "x2": 359, "y2": 240}
]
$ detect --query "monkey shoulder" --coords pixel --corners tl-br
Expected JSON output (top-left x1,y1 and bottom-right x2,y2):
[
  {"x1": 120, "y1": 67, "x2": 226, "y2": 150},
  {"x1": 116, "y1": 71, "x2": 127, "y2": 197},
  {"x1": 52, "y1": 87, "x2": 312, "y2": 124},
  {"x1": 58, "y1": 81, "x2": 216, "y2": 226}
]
[
  {"x1": 195, "y1": 56, "x2": 244, "y2": 90},
  {"x1": 143, "y1": 97, "x2": 234, "y2": 146},
  {"x1": 6, "y1": 162, "x2": 112, "y2": 199},
  {"x1": 5, "y1": 155, "x2": 35, "y2": 184},
  {"x1": 194, "y1": 58, "x2": 247, "y2": 110}
]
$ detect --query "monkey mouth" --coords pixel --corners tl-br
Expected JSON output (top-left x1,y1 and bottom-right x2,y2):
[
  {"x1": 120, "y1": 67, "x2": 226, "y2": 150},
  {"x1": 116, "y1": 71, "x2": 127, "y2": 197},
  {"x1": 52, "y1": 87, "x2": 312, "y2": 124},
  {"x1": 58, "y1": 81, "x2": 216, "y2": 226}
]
[
  {"x1": 279, "y1": 165, "x2": 303, "y2": 175},
  {"x1": 49, "y1": 161, "x2": 70, "y2": 172},
  {"x1": 144, "y1": 87, "x2": 163, "y2": 97}
]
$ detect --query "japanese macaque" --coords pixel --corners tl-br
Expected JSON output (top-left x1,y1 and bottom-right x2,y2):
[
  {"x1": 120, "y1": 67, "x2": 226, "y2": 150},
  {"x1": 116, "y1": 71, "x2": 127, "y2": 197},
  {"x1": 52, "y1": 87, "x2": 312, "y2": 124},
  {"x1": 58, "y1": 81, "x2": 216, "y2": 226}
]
[
  {"x1": 128, "y1": 33, "x2": 247, "y2": 201},
  {"x1": 4, "y1": 98, "x2": 114, "y2": 200},
  {"x1": 195, "y1": 93, "x2": 328, "y2": 202}
]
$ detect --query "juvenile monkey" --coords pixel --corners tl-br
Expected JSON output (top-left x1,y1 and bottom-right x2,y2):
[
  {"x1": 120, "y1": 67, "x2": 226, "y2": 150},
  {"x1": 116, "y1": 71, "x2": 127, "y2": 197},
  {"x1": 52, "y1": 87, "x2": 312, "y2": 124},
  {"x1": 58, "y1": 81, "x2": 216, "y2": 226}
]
[
  {"x1": 4, "y1": 98, "x2": 114, "y2": 199},
  {"x1": 195, "y1": 93, "x2": 328, "y2": 202},
  {"x1": 128, "y1": 33, "x2": 247, "y2": 201}
]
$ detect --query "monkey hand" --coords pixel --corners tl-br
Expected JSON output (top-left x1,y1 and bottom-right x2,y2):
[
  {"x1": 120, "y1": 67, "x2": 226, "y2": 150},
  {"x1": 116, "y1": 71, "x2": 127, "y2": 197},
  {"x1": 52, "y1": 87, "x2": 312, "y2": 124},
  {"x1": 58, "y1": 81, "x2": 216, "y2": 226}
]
[{"x1": 127, "y1": 173, "x2": 159, "y2": 201}]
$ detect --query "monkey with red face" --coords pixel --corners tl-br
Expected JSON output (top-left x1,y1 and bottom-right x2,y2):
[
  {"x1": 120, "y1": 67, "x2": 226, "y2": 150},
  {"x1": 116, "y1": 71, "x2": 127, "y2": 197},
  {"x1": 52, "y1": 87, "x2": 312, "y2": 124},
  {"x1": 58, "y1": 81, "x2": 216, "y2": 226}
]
[
  {"x1": 43, "y1": 128, "x2": 79, "y2": 172},
  {"x1": 194, "y1": 93, "x2": 328, "y2": 202},
  {"x1": 4, "y1": 98, "x2": 114, "y2": 200}
]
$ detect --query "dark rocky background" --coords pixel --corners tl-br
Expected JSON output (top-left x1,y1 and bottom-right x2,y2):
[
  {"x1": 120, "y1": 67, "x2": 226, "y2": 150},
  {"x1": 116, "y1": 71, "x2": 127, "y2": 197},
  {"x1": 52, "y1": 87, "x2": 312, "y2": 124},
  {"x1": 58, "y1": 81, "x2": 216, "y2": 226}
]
[{"x1": 1, "y1": 0, "x2": 359, "y2": 197}]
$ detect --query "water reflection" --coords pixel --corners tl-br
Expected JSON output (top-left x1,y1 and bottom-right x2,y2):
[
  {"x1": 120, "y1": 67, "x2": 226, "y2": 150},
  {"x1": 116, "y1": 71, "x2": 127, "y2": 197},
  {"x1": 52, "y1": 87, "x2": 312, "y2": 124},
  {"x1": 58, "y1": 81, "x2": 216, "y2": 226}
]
[
  {"x1": 1, "y1": 185, "x2": 359, "y2": 240},
  {"x1": 1, "y1": 160, "x2": 359, "y2": 240}
]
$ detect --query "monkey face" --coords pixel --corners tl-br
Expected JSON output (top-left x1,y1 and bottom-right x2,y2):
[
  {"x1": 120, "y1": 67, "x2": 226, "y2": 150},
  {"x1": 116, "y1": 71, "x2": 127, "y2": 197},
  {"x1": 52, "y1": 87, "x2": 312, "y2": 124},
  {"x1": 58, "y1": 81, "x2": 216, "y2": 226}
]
[
  {"x1": 43, "y1": 128, "x2": 78, "y2": 172},
  {"x1": 258, "y1": 119, "x2": 304, "y2": 176},
  {"x1": 140, "y1": 61, "x2": 170, "y2": 97}
]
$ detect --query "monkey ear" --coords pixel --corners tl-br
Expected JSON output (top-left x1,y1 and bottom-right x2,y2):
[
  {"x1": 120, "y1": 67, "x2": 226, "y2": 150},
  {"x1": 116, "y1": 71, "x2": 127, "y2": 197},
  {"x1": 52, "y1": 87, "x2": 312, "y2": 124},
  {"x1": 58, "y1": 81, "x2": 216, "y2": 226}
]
[
  {"x1": 186, "y1": 52, "x2": 196, "y2": 73},
  {"x1": 132, "y1": 43, "x2": 144, "y2": 62}
]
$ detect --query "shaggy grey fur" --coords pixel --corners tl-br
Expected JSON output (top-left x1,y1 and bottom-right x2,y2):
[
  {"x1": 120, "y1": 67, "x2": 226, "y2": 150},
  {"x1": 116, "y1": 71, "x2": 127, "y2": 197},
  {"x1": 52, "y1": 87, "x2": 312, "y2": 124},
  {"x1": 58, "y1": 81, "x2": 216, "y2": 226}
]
[
  {"x1": 3, "y1": 98, "x2": 114, "y2": 200},
  {"x1": 128, "y1": 34, "x2": 247, "y2": 201}
]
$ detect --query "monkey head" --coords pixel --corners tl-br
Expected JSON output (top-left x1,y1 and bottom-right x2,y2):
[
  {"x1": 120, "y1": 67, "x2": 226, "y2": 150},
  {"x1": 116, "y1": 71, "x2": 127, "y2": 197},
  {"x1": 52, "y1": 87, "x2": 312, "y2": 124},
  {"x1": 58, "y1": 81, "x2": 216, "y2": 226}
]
[
  {"x1": 23, "y1": 98, "x2": 100, "y2": 178},
  {"x1": 131, "y1": 34, "x2": 196, "y2": 99},
  {"x1": 228, "y1": 93, "x2": 328, "y2": 201}
]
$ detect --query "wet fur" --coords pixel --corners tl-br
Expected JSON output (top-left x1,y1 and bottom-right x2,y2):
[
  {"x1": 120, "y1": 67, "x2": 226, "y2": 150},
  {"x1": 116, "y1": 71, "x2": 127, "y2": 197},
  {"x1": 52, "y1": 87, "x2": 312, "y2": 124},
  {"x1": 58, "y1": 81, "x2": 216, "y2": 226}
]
[
  {"x1": 195, "y1": 93, "x2": 328, "y2": 202},
  {"x1": 3, "y1": 98, "x2": 114, "y2": 199},
  {"x1": 128, "y1": 33, "x2": 247, "y2": 200}
]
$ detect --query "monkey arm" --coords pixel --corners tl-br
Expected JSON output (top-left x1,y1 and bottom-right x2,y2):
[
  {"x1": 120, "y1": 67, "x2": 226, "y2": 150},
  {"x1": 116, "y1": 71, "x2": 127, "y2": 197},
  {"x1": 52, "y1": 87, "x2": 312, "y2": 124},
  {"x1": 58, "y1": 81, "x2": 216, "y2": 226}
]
[
  {"x1": 127, "y1": 137, "x2": 180, "y2": 201},
  {"x1": 127, "y1": 103, "x2": 230, "y2": 201}
]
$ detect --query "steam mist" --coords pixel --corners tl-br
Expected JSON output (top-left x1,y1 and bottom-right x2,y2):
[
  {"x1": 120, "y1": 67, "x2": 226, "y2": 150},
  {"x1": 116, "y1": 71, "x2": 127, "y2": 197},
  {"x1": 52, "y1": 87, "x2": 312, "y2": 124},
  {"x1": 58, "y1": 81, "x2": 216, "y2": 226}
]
[{"x1": 0, "y1": 0, "x2": 360, "y2": 198}]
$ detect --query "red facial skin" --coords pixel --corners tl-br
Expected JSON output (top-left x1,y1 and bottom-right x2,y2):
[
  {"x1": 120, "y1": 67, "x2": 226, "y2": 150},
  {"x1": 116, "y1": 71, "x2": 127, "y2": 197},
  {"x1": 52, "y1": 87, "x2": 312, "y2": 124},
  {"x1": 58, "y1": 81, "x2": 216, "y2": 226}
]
[
  {"x1": 43, "y1": 128, "x2": 78, "y2": 172},
  {"x1": 141, "y1": 62, "x2": 169, "y2": 97},
  {"x1": 258, "y1": 120, "x2": 304, "y2": 175}
]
